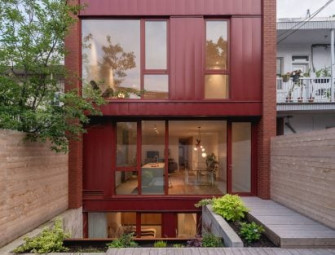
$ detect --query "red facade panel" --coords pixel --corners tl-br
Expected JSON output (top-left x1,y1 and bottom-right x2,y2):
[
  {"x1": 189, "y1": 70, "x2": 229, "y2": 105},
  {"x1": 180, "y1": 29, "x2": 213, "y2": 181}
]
[
  {"x1": 230, "y1": 18, "x2": 262, "y2": 100},
  {"x1": 80, "y1": 0, "x2": 261, "y2": 16},
  {"x1": 170, "y1": 18, "x2": 204, "y2": 100},
  {"x1": 100, "y1": 101, "x2": 262, "y2": 116},
  {"x1": 83, "y1": 124, "x2": 113, "y2": 194}
]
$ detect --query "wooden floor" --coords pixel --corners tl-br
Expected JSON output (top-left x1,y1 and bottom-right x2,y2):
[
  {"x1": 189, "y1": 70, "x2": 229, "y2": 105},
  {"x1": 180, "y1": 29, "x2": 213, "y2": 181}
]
[
  {"x1": 242, "y1": 197, "x2": 335, "y2": 248},
  {"x1": 106, "y1": 247, "x2": 335, "y2": 255}
]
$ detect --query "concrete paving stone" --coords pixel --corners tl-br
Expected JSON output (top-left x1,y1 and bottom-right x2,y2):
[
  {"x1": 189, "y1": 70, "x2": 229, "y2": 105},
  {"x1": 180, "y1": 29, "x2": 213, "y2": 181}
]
[
  {"x1": 242, "y1": 197, "x2": 335, "y2": 248},
  {"x1": 273, "y1": 230, "x2": 335, "y2": 238},
  {"x1": 253, "y1": 215, "x2": 319, "y2": 225},
  {"x1": 281, "y1": 237, "x2": 335, "y2": 247},
  {"x1": 269, "y1": 224, "x2": 333, "y2": 232},
  {"x1": 249, "y1": 209, "x2": 301, "y2": 216}
]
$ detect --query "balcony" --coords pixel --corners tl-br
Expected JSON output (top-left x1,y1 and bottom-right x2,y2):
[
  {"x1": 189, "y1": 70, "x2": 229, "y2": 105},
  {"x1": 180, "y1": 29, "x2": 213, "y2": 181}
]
[{"x1": 276, "y1": 77, "x2": 335, "y2": 112}]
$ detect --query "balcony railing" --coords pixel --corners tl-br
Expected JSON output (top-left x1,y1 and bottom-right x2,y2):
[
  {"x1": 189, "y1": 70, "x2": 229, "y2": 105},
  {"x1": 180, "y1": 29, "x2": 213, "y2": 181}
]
[{"x1": 276, "y1": 77, "x2": 334, "y2": 103}]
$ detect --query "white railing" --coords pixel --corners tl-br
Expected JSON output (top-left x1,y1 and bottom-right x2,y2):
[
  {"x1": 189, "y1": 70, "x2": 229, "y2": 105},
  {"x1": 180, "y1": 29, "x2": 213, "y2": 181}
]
[{"x1": 276, "y1": 77, "x2": 334, "y2": 103}]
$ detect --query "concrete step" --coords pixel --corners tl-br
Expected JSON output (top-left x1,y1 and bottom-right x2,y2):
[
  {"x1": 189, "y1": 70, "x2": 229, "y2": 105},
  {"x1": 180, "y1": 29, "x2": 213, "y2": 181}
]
[{"x1": 242, "y1": 197, "x2": 335, "y2": 248}]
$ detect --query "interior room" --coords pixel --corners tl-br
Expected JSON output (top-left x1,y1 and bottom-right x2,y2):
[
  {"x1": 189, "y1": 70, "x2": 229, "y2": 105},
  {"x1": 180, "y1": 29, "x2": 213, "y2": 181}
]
[{"x1": 115, "y1": 120, "x2": 228, "y2": 195}]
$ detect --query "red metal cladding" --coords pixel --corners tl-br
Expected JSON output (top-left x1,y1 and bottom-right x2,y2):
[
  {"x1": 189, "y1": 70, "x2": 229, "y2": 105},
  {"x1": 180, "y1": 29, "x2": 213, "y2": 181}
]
[
  {"x1": 100, "y1": 101, "x2": 262, "y2": 116},
  {"x1": 170, "y1": 17, "x2": 204, "y2": 100},
  {"x1": 80, "y1": 0, "x2": 261, "y2": 16},
  {"x1": 83, "y1": 197, "x2": 203, "y2": 212},
  {"x1": 83, "y1": 124, "x2": 113, "y2": 194},
  {"x1": 230, "y1": 17, "x2": 262, "y2": 100},
  {"x1": 162, "y1": 213, "x2": 177, "y2": 237}
]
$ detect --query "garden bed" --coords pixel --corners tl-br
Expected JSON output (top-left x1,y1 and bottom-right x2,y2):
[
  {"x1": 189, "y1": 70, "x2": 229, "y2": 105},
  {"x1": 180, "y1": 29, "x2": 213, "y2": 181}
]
[
  {"x1": 202, "y1": 204, "x2": 276, "y2": 247},
  {"x1": 63, "y1": 238, "x2": 190, "y2": 251},
  {"x1": 228, "y1": 222, "x2": 275, "y2": 247}
]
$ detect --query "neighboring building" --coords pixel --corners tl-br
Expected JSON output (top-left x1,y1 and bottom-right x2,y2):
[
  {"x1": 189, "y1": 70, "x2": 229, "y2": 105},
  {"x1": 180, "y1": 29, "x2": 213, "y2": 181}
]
[
  {"x1": 65, "y1": 0, "x2": 276, "y2": 238},
  {"x1": 277, "y1": 17, "x2": 335, "y2": 134}
]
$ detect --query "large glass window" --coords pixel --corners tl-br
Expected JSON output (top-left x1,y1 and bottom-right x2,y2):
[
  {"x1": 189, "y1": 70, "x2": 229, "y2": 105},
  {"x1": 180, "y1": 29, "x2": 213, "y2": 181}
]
[
  {"x1": 82, "y1": 20, "x2": 141, "y2": 98},
  {"x1": 89, "y1": 212, "x2": 163, "y2": 238},
  {"x1": 168, "y1": 121, "x2": 227, "y2": 195},
  {"x1": 205, "y1": 20, "x2": 229, "y2": 99},
  {"x1": 82, "y1": 20, "x2": 168, "y2": 100},
  {"x1": 112, "y1": 120, "x2": 255, "y2": 196}
]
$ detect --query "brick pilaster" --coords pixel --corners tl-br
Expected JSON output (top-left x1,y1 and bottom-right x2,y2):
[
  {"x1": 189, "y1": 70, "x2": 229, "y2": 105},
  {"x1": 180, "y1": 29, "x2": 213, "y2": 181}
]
[
  {"x1": 65, "y1": 0, "x2": 82, "y2": 208},
  {"x1": 258, "y1": 0, "x2": 277, "y2": 199}
]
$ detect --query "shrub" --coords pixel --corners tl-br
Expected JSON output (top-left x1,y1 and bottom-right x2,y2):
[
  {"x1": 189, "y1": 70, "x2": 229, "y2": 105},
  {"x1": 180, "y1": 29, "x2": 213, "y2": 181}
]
[
  {"x1": 153, "y1": 241, "x2": 167, "y2": 248},
  {"x1": 194, "y1": 198, "x2": 213, "y2": 208},
  {"x1": 107, "y1": 233, "x2": 138, "y2": 248},
  {"x1": 212, "y1": 194, "x2": 249, "y2": 222},
  {"x1": 186, "y1": 235, "x2": 202, "y2": 247},
  {"x1": 239, "y1": 222, "x2": 265, "y2": 243},
  {"x1": 172, "y1": 243, "x2": 185, "y2": 248},
  {"x1": 201, "y1": 233, "x2": 224, "y2": 247},
  {"x1": 13, "y1": 219, "x2": 69, "y2": 254}
]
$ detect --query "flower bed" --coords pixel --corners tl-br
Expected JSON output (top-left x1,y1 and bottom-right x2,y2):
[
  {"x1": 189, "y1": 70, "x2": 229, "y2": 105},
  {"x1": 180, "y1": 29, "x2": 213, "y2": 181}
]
[{"x1": 200, "y1": 195, "x2": 276, "y2": 248}]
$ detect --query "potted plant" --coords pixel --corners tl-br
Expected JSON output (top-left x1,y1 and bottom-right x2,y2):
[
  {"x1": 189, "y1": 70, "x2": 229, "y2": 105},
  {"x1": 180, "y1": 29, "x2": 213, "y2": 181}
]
[
  {"x1": 315, "y1": 67, "x2": 330, "y2": 83},
  {"x1": 281, "y1": 73, "x2": 290, "y2": 82},
  {"x1": 206, "y1": 153, "x2": 218, "y2": 173}
]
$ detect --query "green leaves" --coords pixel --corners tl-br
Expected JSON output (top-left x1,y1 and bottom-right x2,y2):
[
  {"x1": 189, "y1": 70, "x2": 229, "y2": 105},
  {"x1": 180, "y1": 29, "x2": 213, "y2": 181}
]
[
  {"x1": 212, "y1": 194, "x2": 249, "y2": 222},
  {"x1": 239, "y1": 222, "x2": 265, "y2": 243},
  {"x1": 106, "y1": 233, "x2": 138, "y2": 248},
  {"x1": 0, "y1": 0, "x2": 104, "y2": 152},
  {"x1": 13, "y1": 219, "x2": 70, "y2": 254},
  {"x1": 201, "y1": 233, "x2": 224, "y2": 247}
]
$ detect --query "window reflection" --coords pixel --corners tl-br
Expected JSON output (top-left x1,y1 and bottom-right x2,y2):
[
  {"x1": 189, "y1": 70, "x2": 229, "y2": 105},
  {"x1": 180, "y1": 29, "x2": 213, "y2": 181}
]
[
  {"x1": 206, "y1": 21, "x2": 228, "y2": 70},
  {"x1": 143, "y1": 75, "x2": 168, "y2": 99},
  {"x1": 82, "y1": 20, "x2": 141, "y2": 98},
  {"x1": 145, "y1": 21, "x2": 167, "y2": 70}
]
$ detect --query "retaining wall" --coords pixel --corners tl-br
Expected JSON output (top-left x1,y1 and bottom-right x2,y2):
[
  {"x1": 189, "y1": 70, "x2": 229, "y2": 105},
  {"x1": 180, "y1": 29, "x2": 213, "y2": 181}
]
[
  {"x1": 0, "y1": 129, "x2": 69, "y2": 247},
  {"x1": 271, "y1": 128, "x2": 335, "y2": 229}
]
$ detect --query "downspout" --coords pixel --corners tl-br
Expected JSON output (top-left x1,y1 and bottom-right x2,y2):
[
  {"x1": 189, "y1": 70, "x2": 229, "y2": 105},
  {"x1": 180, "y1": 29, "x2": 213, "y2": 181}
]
[{"x1": 331, "y1": 29, "x2": 335, "y2": 102}]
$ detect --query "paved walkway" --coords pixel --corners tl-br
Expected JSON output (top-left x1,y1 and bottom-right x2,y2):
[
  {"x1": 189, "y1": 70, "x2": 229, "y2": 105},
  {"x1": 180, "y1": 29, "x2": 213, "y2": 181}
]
[
  {"x1": 242, "y1": 197, "x2": 335, "y2": 248},
  {"x1": 106, "y1": 248, "x2": 335, "y2": 255}
]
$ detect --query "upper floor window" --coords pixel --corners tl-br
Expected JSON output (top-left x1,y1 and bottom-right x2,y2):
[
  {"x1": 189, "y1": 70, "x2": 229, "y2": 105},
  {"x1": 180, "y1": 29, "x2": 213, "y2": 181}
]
[
  {"x1": 205, "y1": 20, "x2": 229, "y2": 99},
  {"x1": 144, "y1": 21, "x2": 168, "y2": 99},
  {"x1": 82, "y1": 19, "x2": 168, "y2": 100}
]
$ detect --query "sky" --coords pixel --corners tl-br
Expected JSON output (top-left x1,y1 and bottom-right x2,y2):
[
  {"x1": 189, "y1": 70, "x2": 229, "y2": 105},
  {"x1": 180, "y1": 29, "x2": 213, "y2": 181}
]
[{"x1": 277, "y1": 0, "x2": 335, "y2": 19}]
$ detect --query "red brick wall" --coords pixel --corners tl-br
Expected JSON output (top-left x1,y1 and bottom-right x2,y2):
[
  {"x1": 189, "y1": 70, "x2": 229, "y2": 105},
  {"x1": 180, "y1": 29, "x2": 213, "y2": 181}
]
[
  {"x1": 257, "y1": 0, "x2": 277, "y2": 199},
  {"x1": 65, "y1": 0, "x2": 82, "y2": 209}
]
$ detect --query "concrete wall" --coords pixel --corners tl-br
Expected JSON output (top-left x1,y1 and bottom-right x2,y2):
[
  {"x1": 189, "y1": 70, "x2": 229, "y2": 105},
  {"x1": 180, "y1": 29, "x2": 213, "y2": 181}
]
[
  {"x1": 280, "y1": 113, "x2": 335, "y2": 135},
  {"x1": 271, "y1": 128, "x2": 335, "y2": 229},
  {"x1": 202, "y1": 205, "x2": 243, "y2": 247},
  {"x1": 0, "y1": 129, "x2": 69, "y2": 247}
]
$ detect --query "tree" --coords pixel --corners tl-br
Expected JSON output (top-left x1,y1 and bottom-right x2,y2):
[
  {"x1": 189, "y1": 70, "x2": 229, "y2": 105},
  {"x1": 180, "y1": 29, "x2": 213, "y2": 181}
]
[{"x1": 0, "y1": 0, "x2": 105, "y2": 152}]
